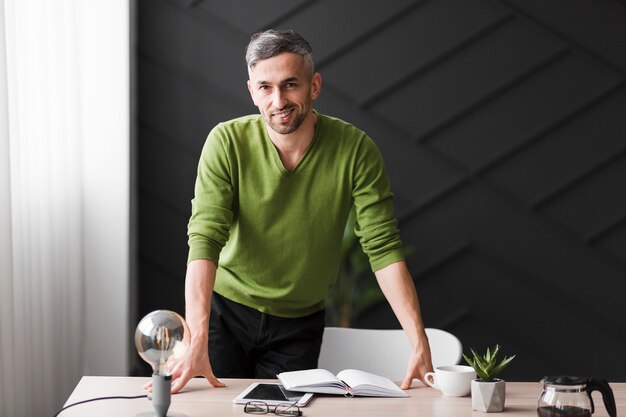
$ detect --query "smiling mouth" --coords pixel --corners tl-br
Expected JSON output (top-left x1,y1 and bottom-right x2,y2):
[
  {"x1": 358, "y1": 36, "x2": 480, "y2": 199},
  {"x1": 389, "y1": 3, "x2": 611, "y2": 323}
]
[{"x1": 272, "y1": 108, "x2": 294, "y2": 121}]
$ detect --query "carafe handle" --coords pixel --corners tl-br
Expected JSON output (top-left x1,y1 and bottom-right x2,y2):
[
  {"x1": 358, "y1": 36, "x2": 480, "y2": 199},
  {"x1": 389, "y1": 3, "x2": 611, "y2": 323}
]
[{"x1": 586, "y1": 378, "x2": 616, "y2": 417}]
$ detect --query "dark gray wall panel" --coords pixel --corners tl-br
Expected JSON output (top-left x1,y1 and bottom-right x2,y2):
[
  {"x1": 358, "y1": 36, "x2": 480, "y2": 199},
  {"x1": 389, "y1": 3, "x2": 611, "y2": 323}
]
[
  {"x1": 322, "y1": 0, "x2": 507, "y2": 104},
  {"x1": 596, "y1": 222, "x2": 626, "y2": 264},
  {"x1": 503, "y1": 0, "x2": 626, "y2": 71},
  {"x1": 138, "y1": 58, "x2": 242, "y2": 152},
  {"x1": 252, "y1": 0, "x2": 419, "y2": 65},
  {"x1": 137, "y1": 125, "x2": 197, "y2": 213},
  {"x1": 138, "y1": 0, "x2": 253, "y2": 106},
  {"x1": 486, "y1": 88, "x2": 626, "y2": 205},
  {"x1": 540, "y1": 155, "x2": 626, "y2": 239},
  {"x1": 134, "y1": 0, "x2": 626, "y2": 379},
  {"x1": 138, "y1": 191, "x2": 189, "y2": 274},
  {"x1": 371, "y1": 20, "x2": 565, "y2": 137},
  {"x1": 196, "y1": 0, "x2": 310, "y2": 35},
  {"x1": 429, "y1": 53, "x2": 622, "y2": 168}
]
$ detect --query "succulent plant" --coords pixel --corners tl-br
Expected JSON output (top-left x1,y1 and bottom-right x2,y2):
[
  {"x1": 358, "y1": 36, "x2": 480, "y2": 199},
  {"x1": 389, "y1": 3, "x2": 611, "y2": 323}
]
[{"x1": 463, "y1": 344, "x2": 515, "y2": 382}]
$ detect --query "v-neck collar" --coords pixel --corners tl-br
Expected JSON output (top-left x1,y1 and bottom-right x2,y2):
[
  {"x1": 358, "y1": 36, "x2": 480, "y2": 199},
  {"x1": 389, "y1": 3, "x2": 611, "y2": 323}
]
[{"x1": 265, "y1": 110, "x2": 321, "y2": 176}]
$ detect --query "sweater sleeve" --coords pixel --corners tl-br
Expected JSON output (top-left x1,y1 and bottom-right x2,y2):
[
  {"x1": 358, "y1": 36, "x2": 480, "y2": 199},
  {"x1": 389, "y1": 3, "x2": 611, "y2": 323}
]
[
  {"x1": 187, "y1": 125, "x2": 234, "y2": 264},
  {"x1": 352, "y1": 135, "x2": 405, "y2": 271}
]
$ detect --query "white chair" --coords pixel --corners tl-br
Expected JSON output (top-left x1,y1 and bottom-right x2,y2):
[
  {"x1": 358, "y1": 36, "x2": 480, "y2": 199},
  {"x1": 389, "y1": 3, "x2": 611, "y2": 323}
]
[{"x1": 317, "y1": 327, "x2": 462, "y2": 382}]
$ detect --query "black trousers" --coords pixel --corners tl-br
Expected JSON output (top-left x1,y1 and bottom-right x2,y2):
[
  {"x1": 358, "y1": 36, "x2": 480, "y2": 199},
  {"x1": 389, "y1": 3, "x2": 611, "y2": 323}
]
[{"x1": 208, "y1": 292, "x2": 325, "y2": 378}]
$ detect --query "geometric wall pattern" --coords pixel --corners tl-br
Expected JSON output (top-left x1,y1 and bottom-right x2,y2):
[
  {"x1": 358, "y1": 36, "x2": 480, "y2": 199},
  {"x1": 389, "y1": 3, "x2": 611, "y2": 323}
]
[{"x1": 135, "y1": 0, "x2": 626, "y2": 380}]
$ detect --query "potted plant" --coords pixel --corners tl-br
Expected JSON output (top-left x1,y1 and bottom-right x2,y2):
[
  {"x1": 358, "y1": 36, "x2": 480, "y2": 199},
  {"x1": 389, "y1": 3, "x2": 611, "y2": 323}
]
[{"x1": 463, "y1": 345, "x2": 515, "y2": 412}]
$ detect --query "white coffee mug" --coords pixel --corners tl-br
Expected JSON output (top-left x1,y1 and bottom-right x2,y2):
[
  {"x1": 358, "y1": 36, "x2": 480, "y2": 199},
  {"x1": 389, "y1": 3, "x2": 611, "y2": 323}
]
[{"x1": 424, "y1": 365, "x2": 476, "y2": 397}]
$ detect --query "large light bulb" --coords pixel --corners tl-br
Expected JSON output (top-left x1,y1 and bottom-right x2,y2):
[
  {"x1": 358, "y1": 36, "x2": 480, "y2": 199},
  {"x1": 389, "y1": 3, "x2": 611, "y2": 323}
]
[{"x1": 135, "y1": 310, "x2": 190, "y2": 417}]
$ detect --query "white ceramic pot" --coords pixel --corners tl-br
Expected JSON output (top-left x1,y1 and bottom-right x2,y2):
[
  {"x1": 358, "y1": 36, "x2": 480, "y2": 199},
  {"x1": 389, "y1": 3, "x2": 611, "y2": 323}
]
[{"x1": 471, "y1": 378, "x2": 506, "y2": 412}]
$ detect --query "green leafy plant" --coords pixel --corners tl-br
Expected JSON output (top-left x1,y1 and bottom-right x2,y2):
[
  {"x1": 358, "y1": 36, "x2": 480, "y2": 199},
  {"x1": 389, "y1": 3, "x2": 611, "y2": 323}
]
[{"x1": 463, "y1": 345, "x2": 515, "y2": 382}]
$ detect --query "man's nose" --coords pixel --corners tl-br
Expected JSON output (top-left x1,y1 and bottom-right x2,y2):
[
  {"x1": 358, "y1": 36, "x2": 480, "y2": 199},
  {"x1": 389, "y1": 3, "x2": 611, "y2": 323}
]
[{"x1": 271, "y1": 89, "x2": 287, "y2": 109}]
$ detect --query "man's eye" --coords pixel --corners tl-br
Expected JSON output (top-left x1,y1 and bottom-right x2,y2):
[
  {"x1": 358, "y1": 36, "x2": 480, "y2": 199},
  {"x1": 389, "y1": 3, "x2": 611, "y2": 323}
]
[{"x1": 285, "y1": 83, "x2": 297, "y2": 88}]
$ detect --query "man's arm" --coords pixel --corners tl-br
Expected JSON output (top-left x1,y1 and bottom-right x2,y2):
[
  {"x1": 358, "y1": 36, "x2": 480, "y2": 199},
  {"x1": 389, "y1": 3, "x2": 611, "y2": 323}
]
[
  {"x1": 145, "y1": 259, "x2": 225, "y2": 394},
  {"x1": 374, "y1": 260, "x2": 433, "y2": 389}
]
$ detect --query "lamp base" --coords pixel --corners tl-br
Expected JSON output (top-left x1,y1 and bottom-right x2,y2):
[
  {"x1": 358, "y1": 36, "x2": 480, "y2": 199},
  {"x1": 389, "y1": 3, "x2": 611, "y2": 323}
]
[
  {"x1": 136, "y1": 412, "x2": 187, "y2": 417},
  {"x1": 135, "y1": 374, "x2": 187, "y2": 417}
]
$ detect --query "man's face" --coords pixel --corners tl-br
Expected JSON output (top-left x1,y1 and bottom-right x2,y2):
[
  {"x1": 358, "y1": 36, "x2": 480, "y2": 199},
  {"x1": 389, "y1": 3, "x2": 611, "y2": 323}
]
[{"x1": 247, "y1": 52, "x2": 321, "y2": 135}]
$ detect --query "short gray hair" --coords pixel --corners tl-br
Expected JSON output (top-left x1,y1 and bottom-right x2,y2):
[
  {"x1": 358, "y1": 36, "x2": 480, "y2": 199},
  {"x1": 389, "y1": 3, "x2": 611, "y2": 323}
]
[{"x1": 245, "y1": 29, "x2": 314, "y2": 76}]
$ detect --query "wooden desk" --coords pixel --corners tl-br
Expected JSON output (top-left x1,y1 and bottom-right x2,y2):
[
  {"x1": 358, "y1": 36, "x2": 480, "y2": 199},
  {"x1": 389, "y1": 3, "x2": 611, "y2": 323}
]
[{"x1": 60, "y1": 377, "x2": 625, "y2": 417}]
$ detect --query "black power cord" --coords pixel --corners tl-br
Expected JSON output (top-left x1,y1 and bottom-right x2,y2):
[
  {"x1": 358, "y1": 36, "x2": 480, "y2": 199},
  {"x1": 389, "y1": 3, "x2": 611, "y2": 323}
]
[{"x1": 53, "y1": 394, "x2": 148, "y2": 416}]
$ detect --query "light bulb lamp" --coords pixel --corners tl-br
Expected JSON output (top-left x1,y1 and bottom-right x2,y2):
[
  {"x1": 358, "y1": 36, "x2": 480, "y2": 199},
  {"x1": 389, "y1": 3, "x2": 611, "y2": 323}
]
[{"x1": 135, "y1": 310, "x2": 190, "y2": 417}]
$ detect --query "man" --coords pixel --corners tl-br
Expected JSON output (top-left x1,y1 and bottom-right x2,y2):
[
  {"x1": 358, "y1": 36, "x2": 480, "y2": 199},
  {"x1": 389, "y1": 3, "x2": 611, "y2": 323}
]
[{"x1": 165, "y1": 29, "x2": 433, "y2": 394}]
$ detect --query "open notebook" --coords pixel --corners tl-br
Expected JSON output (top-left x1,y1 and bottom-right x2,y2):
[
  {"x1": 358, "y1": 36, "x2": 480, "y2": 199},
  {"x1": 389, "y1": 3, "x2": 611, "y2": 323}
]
[{"x1": 277, "y1": 369, "x2": 408, "y2": 398}]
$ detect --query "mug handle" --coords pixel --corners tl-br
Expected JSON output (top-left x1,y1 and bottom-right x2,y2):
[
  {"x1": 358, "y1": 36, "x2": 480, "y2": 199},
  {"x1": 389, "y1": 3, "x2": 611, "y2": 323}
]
[{"x1": 424, "y1": 372, "x2": 439, "y2": 390}]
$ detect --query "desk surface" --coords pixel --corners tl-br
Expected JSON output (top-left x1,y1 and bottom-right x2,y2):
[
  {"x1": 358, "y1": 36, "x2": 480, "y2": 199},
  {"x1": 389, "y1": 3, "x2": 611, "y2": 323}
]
[{"x1": 61, "y1": 377, "x2": 625, "y2": 417}]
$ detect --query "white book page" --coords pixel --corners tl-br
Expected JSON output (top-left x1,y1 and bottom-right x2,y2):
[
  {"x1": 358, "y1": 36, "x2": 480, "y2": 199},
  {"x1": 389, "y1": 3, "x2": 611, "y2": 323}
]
[
  {"x1": 336, "y1": 369, "x2": 406, "y2": 396},
  {"x1": 279, "y1": 369, "x2": 343, "y2": 388}
]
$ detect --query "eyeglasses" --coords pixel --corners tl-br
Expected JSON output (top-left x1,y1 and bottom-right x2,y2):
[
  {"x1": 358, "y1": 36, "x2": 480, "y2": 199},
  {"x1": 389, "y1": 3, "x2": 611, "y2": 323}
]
[{"x1": 244, "y1": 401, "x2": 302, "y2": 416}]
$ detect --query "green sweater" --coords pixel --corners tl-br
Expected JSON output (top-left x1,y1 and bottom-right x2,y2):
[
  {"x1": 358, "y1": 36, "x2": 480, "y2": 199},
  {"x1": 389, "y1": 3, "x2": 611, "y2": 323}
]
[{"x1": 187, "y1": 112, "x2": 404, "y2": 317}]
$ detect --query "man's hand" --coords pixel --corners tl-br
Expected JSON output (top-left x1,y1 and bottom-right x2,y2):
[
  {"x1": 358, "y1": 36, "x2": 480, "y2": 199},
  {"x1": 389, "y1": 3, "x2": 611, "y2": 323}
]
[
  {"x1": 400, "y1": 342, "x2": 434, "y2": 390},
  {"x1": 143, "y1": 344, "x2": 225, "y2": 394},
  {"x1": 170, "y1": 344, "x2": 225, "y2": 394}
]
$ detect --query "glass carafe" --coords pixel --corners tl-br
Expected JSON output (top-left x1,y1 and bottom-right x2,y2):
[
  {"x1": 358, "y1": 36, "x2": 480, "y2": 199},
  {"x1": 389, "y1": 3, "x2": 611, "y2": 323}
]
[{"x1": 537, "y1": 376, "x2": 616, "y2": 417}]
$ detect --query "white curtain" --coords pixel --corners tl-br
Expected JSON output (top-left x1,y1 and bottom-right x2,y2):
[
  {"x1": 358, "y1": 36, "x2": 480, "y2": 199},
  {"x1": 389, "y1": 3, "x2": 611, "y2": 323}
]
[
  {"x1": 0, "y1": 3, "x2": 16, "y2": 416},
  {"x1": 0, "y1": 1, "x2": 129, "y2": 416}
]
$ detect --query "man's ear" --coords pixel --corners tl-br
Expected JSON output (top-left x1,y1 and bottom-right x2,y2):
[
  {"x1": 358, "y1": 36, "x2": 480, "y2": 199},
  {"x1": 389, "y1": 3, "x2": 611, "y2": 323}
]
[
  {"x1": 310, "y1": 72, "x2": 322, "y2": 100},
  {"x1": 247, "y1": 80, "x2": 257, "y2": 106}
]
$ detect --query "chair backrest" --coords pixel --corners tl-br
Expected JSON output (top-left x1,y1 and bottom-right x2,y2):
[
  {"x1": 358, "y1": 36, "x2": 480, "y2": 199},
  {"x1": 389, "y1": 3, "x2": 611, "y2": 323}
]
[{"x1": 317, "y1": 327, "x2": 463, "y2": 382}]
